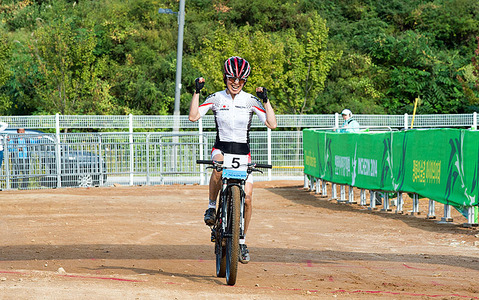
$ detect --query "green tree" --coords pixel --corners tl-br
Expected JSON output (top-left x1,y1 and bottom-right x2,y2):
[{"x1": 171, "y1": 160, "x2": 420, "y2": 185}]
[
  {"x1": 28, "y1": 16, "x2": 114, "y2": 114},
  {"x1": 473, "y1": 37, "x2": 479, "y2": 90},
  {"x1": 370, "y1": 31, "x2": 470, "y2": 114},
  {"x1": 88, "y1": 0, "x2": 184, "y2": 115},
  {"x1": 277, "y1": 12, "x2": 342, "y2": 114},
  {"x1": 191, "y1": 25, "x2": 285, "y2": 101},
  {"x1": 2, "y1": 0, "x2": 479, "y2": 116},
  {"x1": 409, "y1": 0, "x2": 479, "y2": 53},
  {"x1": 217, "y1": 0, "x2": 301, "y2": 32},
  {"x1": 0, "y1": 32, "x2": 13, "y2": 114},
  {"x1": 457, "y1": 36, "x2": 479, "y2": 110},
  {"x1": 318, "y1": 53, "x2": 386, "y2": 114},
  {"x1": 192, "y1": 13, "x2": 341, "y2": 115}
]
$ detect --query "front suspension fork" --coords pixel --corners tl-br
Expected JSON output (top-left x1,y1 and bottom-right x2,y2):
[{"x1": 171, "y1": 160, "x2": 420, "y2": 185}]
[{"x1": 221, "y1": 180, "x2": 246, "y2": 240}]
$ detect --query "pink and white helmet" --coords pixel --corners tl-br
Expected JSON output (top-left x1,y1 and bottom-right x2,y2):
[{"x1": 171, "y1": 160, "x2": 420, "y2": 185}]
[{"x1": 223, "y1": 56, "x2": 251, "y2": 81}]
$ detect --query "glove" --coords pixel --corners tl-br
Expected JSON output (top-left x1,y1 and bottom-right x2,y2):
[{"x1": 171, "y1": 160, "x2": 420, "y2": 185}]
[
  {"x1": 195, "y1": 77, "x2": 205, "y2": 94},
  {"x1": 256, "y1": 87, "x2": 268, "y2": 103}
]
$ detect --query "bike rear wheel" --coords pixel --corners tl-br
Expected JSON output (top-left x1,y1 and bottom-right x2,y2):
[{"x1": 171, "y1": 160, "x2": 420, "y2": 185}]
[{"x1": 225, "y1": 185, "x2": 241, "y2": 285}]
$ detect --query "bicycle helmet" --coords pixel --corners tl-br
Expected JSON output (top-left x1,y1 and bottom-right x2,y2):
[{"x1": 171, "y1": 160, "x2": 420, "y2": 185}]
[{"x1": 223, "y1": 56, "x2": 251, "y2": 81}]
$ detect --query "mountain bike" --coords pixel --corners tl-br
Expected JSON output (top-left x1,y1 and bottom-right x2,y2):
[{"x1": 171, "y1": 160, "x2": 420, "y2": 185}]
[{"x1": 197, "y1": 153, "x2": 272, "y2": 286}]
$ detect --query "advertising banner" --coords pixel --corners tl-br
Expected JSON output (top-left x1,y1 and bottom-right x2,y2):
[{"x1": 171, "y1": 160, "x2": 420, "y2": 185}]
[{"x1": 303, "y1": 129, "x2": 479, "y2": 212}]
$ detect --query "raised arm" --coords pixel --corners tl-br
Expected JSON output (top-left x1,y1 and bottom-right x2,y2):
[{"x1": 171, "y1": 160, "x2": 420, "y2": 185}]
[
  {"x1": 256, "y1": 87, "x2": 277, "y2": 129},
  {"x1": 188, "y1": 77, "x2": 205, "y2": 122}
]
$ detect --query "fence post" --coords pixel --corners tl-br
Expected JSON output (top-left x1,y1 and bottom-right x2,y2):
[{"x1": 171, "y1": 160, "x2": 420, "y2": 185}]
[
  {"x1": 55, "y1": 113, "x2": 62, "y2": 188},
  {"x1": 331, "y1": 183, "x2": 337, "y2": 199},
  {"x1": 473, "y1": 112, "x2": 477, "y2": 131},
  {"x1": 404, "y1": 113, "x2": 409, "y2": 130},
  {"x1": 427, "y1": 199, "x2": 436, "y2": 219},
  {"x1": 267, "y1": 127, "x2": 272, "y2": 181},
  {"x1": 381, "y1": 192, "x2": 391, "y2": 212},
  {"x1": 321, "y1": 180, "x2": 327, "y2": 197},
  {"x1": 146, "y1": 133, "x2": 150, "y2": 186},
  {"x1": 369, "y1": 190, "x2": 377, "y2": 210},
  {"x1": 4, "y1": 135, "x2": 10, "y2": 189},
  {"x1": 99, "y1": 133, "x2": 104, "y2": 186},
  {"x1": 438, "y1": 204, "x2": 453, "y2": 223},
  {"x1": 410, "y1": 193, "x2": 420, "y2": 215},
  {"x1": 159, "y1": 136, "x2": 164, "y2": 184},
  {"x1": 56, "y1": 113, "x2": 60, "y2": 135},
  {"x1": 334, "y1": 113, "x2": 339, "y2": 130},
  {"x1": 338, "y1": 185, "x2": 347, "y2": 203},
  {"x1": 129, "y1": 113, "x2": 134, "y2": 186},
  {"x1": 360, "y1": 189, "x2": 366, "y2": 206},
  {"x1": 204, "y1": 135, "x2": 209, "y2": 185},
  {"x1": 199, "y1": 119, "x2": 204, "y2": 185},
  {"x1": 462, "y1": 206, "x2": 478, "y2": 228},
  {"x1": 347, "y1": 185, "x2": 356, "y2": 204},
  {"x1": 396, "y1": 192, "x2": 404, "y2": 214}
]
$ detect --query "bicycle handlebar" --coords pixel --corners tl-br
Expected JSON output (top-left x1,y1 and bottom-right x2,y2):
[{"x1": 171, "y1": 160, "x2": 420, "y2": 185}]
[
  {"x1": 196, "y1": 160, "x2": 215, "y2": 165},
  {"x1": 196, "y1": 160, "x2": 272, "y2": 169},
  {"x1": 254, "y1": 163, "x2": 272, "y2": 169}
]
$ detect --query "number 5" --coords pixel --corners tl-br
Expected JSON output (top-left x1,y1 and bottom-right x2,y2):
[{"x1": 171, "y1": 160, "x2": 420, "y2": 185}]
[{"x1": 232, "y1": 157, "x2": 240, "y2": 168}]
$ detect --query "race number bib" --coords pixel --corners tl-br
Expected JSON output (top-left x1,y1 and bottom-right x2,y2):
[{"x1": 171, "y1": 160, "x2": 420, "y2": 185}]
[
  {"x1": 222, "y1": 153, "x2": 248, "y2": 179},
  {"x1": 223, "y1": 153, "x2": 248, "y2": 171}
]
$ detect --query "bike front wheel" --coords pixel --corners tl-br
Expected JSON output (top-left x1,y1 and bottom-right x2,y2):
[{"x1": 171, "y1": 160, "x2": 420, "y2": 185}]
[
  {"x1": 225, "y1": 185, "x2": 241, "y2": 285},
  {"x1": 215, "y1": 217, "x2": 226, "y2": 278}
]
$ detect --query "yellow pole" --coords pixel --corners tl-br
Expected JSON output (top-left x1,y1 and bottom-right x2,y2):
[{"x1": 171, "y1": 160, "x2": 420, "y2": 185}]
[{"x1": 411, "y1": 97, "x2": 419, "y2": 129}]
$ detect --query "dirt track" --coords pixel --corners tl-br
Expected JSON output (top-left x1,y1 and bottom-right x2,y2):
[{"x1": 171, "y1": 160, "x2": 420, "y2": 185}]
[{"x1": 1, "y1": 181, "x2": 478, "y2": 299}]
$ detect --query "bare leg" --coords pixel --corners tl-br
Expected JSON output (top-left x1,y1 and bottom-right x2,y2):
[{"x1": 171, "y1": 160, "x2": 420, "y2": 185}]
[{"x1": 208, "y1": 153, "x2": 224, "y2": 203}]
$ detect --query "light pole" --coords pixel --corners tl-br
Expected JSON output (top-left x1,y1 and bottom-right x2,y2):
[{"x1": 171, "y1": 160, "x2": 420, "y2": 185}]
[{"x1": 159, "y1": 0, "x2": 185, "y2": 133}]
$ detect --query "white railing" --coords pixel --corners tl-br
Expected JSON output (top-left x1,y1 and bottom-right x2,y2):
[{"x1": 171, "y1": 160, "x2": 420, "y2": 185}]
[
  {"x1": 1, "y1": 113, "x2": 477, "y2": 131},
  {"x1": 0, "y1": 131, "x2": 304, "y2": 190},
  {"x1": 0, "y1": 113, "x2": 475, "y2": 191}
]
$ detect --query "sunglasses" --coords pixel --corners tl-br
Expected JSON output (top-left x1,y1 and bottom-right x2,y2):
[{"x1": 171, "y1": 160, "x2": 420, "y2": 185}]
[{"x1": 226, "y1": 76, "x2": 246, "y2": 84}]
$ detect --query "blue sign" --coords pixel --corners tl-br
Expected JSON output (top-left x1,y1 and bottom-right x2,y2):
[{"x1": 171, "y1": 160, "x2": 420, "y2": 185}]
[{"x1": 158, "y1": 8, "x2": 176, "y2": 15}]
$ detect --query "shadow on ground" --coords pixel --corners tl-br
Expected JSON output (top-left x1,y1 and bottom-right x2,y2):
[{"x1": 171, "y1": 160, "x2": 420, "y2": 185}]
[
  {"x1": 266, "y1": 185, "x2": 477, "y2": 237},
  {"x1": 1, "y1": 244, "x2": 477, "y2": 272}
]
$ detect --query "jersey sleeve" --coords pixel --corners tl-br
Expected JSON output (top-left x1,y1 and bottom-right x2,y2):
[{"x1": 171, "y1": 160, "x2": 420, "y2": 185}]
[
  {"x1": 251, "y1": 96, "x2": 267, "y2": 124},
  {"x1": 198, "y1": 93, "x2": 216, "y2": 117}
]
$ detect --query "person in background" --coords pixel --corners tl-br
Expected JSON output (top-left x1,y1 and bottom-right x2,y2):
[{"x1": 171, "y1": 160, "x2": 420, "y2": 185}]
[
  {"x1": 338, "y1": 109, "x2": 360, "y2": 133},
  {"x1": 0, "y1": 121, "x2": 8, "y2": 169},
  {"x1": 337, "y1": 110, "x2": 375, "y2": 202}
]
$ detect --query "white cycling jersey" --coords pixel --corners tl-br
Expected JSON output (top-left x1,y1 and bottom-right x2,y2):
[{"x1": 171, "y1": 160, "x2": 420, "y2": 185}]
[{"x1": 198, "y1": 90, "x2": 267, "y2": 147}]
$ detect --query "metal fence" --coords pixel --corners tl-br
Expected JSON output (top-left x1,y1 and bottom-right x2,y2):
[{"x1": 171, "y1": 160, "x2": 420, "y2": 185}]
[
  {"x1": 1, "y1": 113, "x2": 477, "y2": 131},
  {"x1": 0, "y1": 113, "x2": 476, "y2": 190},
  {"x1": 0, "y1": 131, "x2": 303, "y2": 190}
]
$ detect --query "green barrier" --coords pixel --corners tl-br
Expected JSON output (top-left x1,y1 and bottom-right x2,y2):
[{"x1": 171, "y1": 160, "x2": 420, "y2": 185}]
[
  {"x1": 303, "y1": 128, "x2": 479, "y2": 215},
  {"x1": 303, "y1": 129, "x2": 320, "y2": 178}
]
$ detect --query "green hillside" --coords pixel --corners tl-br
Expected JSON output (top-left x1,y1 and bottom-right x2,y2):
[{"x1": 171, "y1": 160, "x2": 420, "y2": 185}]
[{"x1": 1, "y1": 0, "x2": 478, "y2": 116}]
